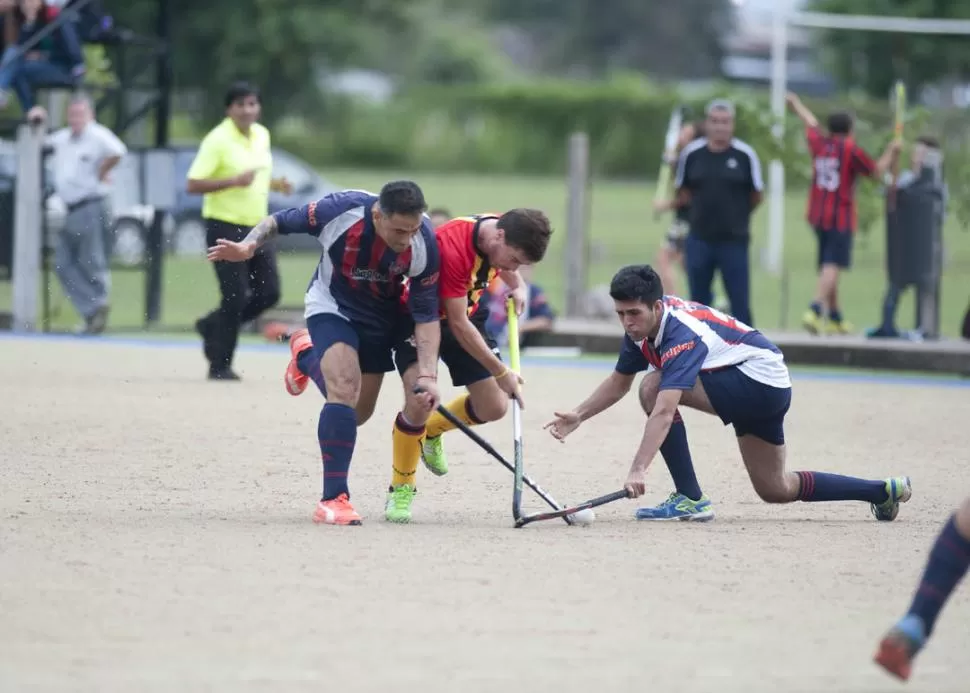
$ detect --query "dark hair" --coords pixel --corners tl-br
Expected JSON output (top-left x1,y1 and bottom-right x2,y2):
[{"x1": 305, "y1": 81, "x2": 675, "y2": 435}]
[
  {"x1": 916, "y1": 135, "x2": 940, "y2": 149},
  {"x1": 609, "y1": 265, "x2": 664, "y2": 304},
  {"x1": 827, "y1": 112, "x2": 853, "y2": 135},
  {"x1": 498, "y1": 208, "x2": 553, "y2": 263},
  {"x1": 429, "y1": 207, "x2": 451, "y2": 218},
  {"x1": 691, "y1": 120, "x2": 706, "y2": 139},
  {"x1": 379, "y1": 180, "x2": 427, "y2": 217},
  {"x1": 225, "y1": 81, "x2": 260, "y2": 108}
]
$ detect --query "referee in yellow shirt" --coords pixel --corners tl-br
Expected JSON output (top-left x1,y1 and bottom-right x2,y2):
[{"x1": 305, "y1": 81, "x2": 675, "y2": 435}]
[{"x1": 187, "y1": 82, "x2": 292, "y2": 381}]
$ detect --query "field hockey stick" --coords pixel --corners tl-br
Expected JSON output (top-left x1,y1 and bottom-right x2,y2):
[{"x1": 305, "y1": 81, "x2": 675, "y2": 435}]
[
  {"x1": 653, "y1": 105, "x2": 683, "y2": 220},
  {"x1": 414, "y1": 391, "x2": 572, "y2": 524},
  {"x1": 506, "y1": 296, "x2": 526, "y2": 522},
  {"x1": 423, "y1": 397, "x2": 543, "y2": 502},
  {"x1": 514, "y1": 489, "x2": 631, "y2": 528}
]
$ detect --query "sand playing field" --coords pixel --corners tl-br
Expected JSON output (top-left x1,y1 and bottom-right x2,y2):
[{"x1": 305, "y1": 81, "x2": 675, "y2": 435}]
[{"x1": 1, "y1": 335, "x2": 968, "y2": 692}]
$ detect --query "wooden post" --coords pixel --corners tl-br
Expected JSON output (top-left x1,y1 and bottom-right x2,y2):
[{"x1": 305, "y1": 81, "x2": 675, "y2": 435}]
[{"x1": 564, "y1": 132, "x2": 590, "y2": 318}]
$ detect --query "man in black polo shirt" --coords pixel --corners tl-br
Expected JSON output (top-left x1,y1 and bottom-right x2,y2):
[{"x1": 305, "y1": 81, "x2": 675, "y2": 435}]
[{"x1": 672, "y1": 99, "x2": 764, "y2": 326}]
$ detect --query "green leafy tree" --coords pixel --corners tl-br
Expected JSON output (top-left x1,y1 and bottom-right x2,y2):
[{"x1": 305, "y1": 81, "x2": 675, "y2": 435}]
[
  {"x1": 479, "y1": 0, "x2": 729, "y2": 78},
  {"x1": 808, "y1": 0, "x2": 970, "y2": 98},
  {"x1": 101, "y1": 0, "x2": 423, "y2": 126}
]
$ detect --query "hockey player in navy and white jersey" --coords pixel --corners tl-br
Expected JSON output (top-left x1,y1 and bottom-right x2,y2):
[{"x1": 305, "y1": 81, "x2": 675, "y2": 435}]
[
  {"x1": 544, "y1": 264, "x2": 912, "y2": 522},
  {"x1": 207, "y1": 181, "x2": 442, "y2": 526}
]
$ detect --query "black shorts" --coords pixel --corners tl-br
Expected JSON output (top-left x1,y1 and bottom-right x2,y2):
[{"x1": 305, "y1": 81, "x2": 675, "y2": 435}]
[
  {"x1": 395, "y1": 317, "x2": 501, "y2": 387},
  {"x1": 814, "y1": 227, "x2": 853, "y2": 269},
  {"x1": 665, "y1": 219, "x2": 689, "y2": 253}
]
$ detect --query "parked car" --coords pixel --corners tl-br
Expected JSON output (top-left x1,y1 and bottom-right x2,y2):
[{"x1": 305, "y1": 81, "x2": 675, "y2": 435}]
[{"x1": 3, "y1": 138, "x2": 338, "y2": 268}]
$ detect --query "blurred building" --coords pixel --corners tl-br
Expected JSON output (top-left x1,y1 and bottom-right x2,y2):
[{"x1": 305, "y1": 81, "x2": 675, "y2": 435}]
[{"x1": 721, "y1": 0, "x2": 836, "y2": 96}]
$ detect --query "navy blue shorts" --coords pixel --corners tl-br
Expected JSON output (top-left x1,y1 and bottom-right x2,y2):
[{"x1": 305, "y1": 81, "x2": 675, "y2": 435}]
[
  {"x1": 306, "y1": 313, "x2": 411, "y2": 375},
  {"x1": 815, "y1": 228, "x2": 853, "y2": 269},
  {"x1": 699, "y1": 366, "x2": 792, "y2": 446}
]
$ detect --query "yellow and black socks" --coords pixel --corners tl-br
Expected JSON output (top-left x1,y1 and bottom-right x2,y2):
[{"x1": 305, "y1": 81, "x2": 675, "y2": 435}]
[
  {"x1": 425, "y1": 393, "x2": 484, "y2": 439},
  {"x1": 391, "y1": 412, "x2": 425, "y2": 489}
]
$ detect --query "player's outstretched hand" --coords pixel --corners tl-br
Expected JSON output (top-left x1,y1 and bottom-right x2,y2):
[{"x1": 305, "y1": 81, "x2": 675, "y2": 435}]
[
  {"x1": 543, "y1": 410, "x2": 580, "y2": 442},
  {"x1": 496, "y1": 369, "x2": 525, "y2": 409},
  {"x1": 624, "y1": 468, "x2": 647, "y2": 498},
  {"x1": 207, "y1": 238, "x2": 256, "y2": 263}
]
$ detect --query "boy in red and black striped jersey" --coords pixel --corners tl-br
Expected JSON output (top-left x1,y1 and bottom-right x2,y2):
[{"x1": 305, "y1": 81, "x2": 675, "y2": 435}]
[
  {"x1": 786, "y1": 92, "x2": 900, "y2": 334},
  {"x1": 388, "y1": 209, "x2": 553, "y2": 523}
]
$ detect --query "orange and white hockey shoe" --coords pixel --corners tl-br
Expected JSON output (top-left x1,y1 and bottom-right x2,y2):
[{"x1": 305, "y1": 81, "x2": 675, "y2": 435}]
[
  {"x1": 284, "y1": 328, "x2": 313, "y2": 396},
  {"x1": 312, "y1": 493, "x2": 363, "y2": 526}
]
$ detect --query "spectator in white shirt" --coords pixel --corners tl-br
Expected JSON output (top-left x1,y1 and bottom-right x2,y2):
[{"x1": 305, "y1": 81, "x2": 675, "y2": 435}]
[{"x1": 28, "y1": 93, "x2": 126, "y2": 334}]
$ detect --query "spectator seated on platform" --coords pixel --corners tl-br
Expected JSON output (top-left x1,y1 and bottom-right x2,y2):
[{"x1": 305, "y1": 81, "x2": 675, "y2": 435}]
[
  {"x1": 484, "y1": 265, "x2": 555, "y2": 349},
  {"x1": 0, "y1": 0, "x2": 85, "y2": 112}
]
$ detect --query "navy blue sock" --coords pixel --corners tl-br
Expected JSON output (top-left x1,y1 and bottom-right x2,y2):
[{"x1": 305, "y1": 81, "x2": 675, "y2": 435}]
[
  {"x1": 660, "y1": 411, "x2": 703, "y2": 501},
  {"x1": 795, "y1": 471, "x2": 888, "y2": 503},
  {"x1": 829, "y1": 308, "x2": 843, "y2": 323},
  {"x1": 907, "y1": 516, "x2": 970, "y2": 635},
  {"x1": 297, "y1": 348, "x2": 326, "y2": 396},
  {"x1": 318, "y1": 403, "x2": 356, "y2": 501},
  {"x1": 810, "y1": 301, "x2": 823, "y2": 317}
]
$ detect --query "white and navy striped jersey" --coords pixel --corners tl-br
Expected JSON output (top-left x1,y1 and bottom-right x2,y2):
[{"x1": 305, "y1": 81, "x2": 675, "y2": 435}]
[
  {"x1": 615, "y1": 296, "x2": 791, "y2": 390},
  {"x1": 272, "y1": 190, "x2": 440, "y2": 334}
]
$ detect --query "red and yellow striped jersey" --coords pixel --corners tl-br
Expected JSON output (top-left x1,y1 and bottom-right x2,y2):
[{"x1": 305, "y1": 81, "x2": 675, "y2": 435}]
[{"x1": 435, "y1": 215, "x2": 500, "y2": 319}]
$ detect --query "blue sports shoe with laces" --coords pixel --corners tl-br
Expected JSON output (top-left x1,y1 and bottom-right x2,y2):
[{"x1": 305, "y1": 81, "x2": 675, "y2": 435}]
[
  {"x1": 635, "y1": 492, "x2": 715, "y2": 522},
  {"x1": 871, "y1": 476, "x2": 912, "y2": 521}
]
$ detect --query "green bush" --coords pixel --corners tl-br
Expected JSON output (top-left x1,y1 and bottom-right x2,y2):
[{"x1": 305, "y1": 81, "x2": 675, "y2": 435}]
[{"x1": 286, "y1": 77, "x2": 852, "y2": 179}]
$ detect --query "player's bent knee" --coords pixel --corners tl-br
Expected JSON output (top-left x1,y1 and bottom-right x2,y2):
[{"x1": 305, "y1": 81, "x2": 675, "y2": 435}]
[
  {"x1": 325, "y1": 374, "x2": 360, "y2": 406},
  {"x1": 473, "y1": 388, "x2": 508, "y2": 422},
  {"x1": 321, "y1": 345, "x2": 362, "y2": 406},
  {"x1": 753, "y1": 484, "x2": 791, "y2": 504},
  {"x1": 751, "y1": 474, "x2": 797, "y2": 504},
  {"x1": 638, "y1": 372, "x2": 659, "y2": 414}
]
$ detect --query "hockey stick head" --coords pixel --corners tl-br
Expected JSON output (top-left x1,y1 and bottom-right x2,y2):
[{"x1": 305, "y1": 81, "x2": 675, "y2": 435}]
[{"x1": 514, "y1": 489, "x2": 631, "y2": 528}]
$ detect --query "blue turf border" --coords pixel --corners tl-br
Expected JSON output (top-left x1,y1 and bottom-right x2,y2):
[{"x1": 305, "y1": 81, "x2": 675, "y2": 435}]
[{"x1": 2, "y1": 331, "x2": 969, "y2": 389}]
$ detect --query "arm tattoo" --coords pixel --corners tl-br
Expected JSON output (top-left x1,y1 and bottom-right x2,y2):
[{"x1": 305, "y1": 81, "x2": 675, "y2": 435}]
[{"x1": 243, "y1": 216, "x2": 278, "y2": 247}]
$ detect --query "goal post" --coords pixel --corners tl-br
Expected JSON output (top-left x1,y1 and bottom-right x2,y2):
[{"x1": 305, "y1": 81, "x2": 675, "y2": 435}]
[{"x1": 765, "y1": 8, "x2": 970, "y2": 278}]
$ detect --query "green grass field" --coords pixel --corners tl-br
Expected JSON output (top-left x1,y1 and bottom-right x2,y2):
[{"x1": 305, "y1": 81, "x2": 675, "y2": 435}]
[{"x1": 3, "y1": 168, "x2": 969, "y2": 335}]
